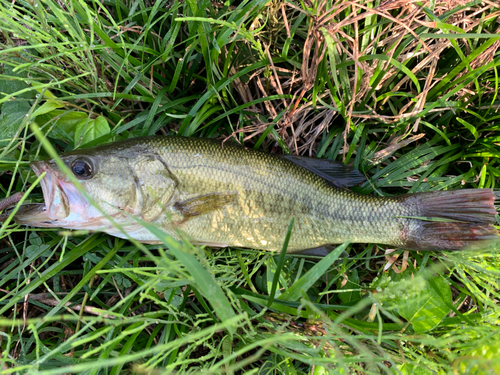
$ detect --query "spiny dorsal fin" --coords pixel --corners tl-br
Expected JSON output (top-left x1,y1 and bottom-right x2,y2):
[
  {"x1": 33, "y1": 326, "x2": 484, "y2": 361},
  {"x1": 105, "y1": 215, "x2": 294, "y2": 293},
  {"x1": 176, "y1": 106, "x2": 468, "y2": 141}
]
[
  {"x1": 173, "y1": 192, "x2": 238, "y2": 223},
  {"x1": 282, "y1": 155, "x2": 366, "y2": 188}
]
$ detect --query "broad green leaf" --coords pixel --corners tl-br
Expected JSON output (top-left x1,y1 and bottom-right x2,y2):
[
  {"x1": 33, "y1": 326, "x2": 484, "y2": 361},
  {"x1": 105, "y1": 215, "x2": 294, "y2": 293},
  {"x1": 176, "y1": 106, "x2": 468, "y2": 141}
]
[
  {"x1": 29, "y1": 232, "x2": 42, "y2": 246},
  {"x1": 34, "y1": 110, "x2": 88, "y2": 142},
  {"x1": 0, "y1": 61, "x2": 34, "y2": 100},
  {"x1": 0, "y1": 62, "x2": 33, "y2": 146},
  {"x1": 399, "y1": 276, "x2": 452, "y2": 332},
  {"x1": 0, "y1": 101, "x2": 30, "y2": 146},
  {"x1": 31, "y1": 100, "x2": 65, "y2": 118},
  {"x1": 74, "y1": 115, "x2": 110, "y2": 147},
  {"x1": 25, "y1": 244, "x2": 51, "y2": 258}
]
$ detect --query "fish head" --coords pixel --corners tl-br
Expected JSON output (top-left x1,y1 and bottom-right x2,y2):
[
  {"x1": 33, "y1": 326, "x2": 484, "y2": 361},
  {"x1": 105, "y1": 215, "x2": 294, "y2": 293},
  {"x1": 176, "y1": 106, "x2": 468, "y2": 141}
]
[{"x1": 21, "y1": 150, "x2": 140, "y2": 230}]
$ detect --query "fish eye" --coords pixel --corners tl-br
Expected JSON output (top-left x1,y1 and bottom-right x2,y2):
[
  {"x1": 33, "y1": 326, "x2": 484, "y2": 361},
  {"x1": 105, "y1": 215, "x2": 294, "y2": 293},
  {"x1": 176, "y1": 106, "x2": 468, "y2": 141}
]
[{"x1": 71, "y1": 158, "x2": 94, "y2": 179}]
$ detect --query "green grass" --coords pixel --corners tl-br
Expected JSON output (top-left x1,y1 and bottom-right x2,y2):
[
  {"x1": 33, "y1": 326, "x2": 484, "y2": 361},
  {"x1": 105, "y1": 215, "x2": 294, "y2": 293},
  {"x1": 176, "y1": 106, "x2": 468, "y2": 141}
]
[{"x1": 1, "y1": 0, "x2": 500, "y2": 373}]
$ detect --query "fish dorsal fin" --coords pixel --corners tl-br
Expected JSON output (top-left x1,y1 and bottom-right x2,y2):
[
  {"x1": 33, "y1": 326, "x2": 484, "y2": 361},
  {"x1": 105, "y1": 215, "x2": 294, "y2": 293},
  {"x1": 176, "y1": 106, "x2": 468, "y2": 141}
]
[
  {"x1": 282, "y1": 155, "x2": 366, "y2": 188},
  {"x1": 173, "y1": 191, "x2": 238, "y2": 224}
]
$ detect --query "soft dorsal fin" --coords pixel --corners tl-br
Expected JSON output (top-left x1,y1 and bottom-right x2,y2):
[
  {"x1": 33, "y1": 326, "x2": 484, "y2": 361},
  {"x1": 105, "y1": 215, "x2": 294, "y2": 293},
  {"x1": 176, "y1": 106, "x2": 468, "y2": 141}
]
[{"x1": 282, "y1": 155, "x2": 366, "y2": 188}]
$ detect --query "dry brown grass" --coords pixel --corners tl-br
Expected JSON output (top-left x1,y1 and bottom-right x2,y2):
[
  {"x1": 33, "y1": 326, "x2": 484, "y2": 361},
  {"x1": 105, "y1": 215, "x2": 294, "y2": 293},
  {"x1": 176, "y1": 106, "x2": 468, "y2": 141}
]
[{"x1": 227, "y1": 0, "x2": 500, "y2": 157}]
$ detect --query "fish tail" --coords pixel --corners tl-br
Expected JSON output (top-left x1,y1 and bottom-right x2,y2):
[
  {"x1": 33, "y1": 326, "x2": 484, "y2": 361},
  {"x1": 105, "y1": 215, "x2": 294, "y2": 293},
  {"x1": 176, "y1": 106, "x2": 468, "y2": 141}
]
[{"x1": 402, "y1": 189, "x2": 499, "y2": 250}]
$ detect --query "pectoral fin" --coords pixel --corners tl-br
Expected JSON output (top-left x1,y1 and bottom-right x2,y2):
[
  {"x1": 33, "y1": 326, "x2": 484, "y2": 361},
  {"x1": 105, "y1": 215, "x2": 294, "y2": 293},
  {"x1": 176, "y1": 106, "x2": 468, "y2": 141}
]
[
  {"x1": 173, "y1": 192, "x2": 238, "y2": 224},
  {"x1": 283, "y1": 155, "x2": 365, "y2": 188}
]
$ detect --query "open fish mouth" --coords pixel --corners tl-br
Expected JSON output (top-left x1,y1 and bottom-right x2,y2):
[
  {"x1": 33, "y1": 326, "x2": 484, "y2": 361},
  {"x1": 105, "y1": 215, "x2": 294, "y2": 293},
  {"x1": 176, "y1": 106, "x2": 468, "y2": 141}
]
[
  {"x1": 30, "y1": 161, "x2": 71, "y2": 220},
  {"x1": 0, "y1": 158, "x2": 109, "y2": 229},
  {"x1": 0, "y1": 161, "x2": 73, "y2": 226}
]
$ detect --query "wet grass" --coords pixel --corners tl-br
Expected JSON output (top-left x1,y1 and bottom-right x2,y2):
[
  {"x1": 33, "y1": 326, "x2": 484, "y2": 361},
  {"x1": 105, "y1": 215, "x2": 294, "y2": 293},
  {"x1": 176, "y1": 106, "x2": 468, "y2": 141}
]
[{"x1": 1, "y1": 0, "x2": 500, "y2": 373}]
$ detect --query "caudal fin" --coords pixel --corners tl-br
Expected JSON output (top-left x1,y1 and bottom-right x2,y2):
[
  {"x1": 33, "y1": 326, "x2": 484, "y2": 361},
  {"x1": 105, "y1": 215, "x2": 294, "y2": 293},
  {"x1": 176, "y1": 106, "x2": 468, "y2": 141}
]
[{"x1": 403, "y1": 189, "x2": 499, "y2": 251}]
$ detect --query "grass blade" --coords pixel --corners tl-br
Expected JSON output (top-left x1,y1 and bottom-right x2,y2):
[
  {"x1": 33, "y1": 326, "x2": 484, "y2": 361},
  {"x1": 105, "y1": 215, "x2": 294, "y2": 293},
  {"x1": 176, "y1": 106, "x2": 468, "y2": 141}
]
[{"x1": 279, "y1": 242, "x2": 350, "y2": 302}]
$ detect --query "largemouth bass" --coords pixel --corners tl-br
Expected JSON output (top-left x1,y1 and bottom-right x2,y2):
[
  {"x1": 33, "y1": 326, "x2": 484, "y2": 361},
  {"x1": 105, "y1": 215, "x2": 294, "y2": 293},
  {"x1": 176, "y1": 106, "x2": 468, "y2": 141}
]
[{"x1": 1, "y1": 136, "x2": 498, "y2": 251}]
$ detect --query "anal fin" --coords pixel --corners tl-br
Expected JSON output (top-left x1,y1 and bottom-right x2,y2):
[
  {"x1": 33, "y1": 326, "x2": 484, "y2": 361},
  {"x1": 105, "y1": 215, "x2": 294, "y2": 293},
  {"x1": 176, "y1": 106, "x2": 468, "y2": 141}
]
[{"x1": 293, "y1": 245, "x2": 349, "y2": 260}]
